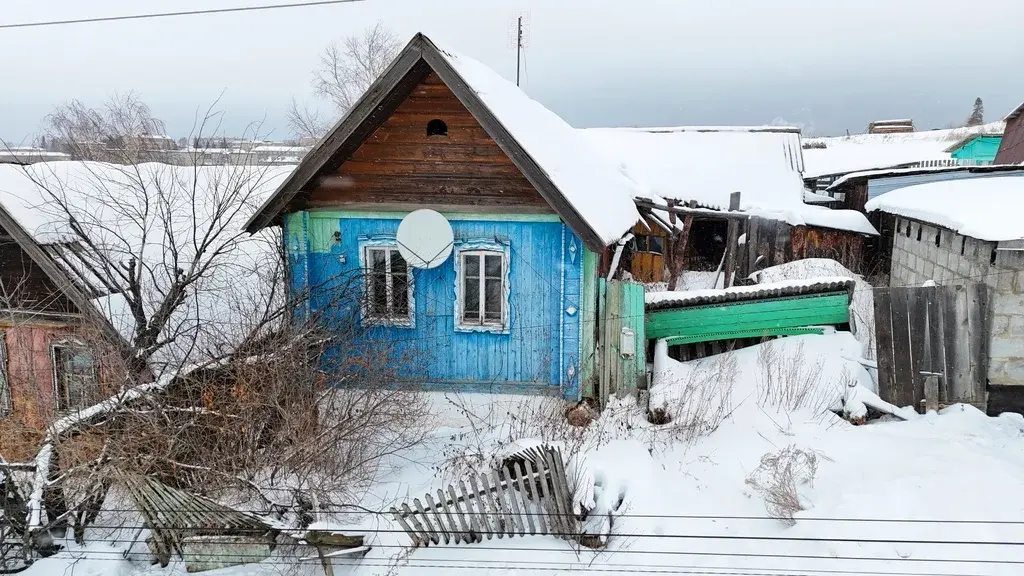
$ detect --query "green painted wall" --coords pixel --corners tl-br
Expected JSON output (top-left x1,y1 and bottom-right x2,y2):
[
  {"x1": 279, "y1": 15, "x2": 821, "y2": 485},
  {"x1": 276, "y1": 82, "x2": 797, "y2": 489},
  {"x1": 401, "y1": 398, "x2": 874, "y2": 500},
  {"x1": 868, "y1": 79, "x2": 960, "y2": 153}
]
[
  {"x1": 950, "y1": 135, "x2": 1002, "y2": 164},
  {"x1": 645, "y1": 292, "x2": 850, "y2": 345},
  {"x1": 580, "y1": 248, "x2": 599, "y2": 398}
]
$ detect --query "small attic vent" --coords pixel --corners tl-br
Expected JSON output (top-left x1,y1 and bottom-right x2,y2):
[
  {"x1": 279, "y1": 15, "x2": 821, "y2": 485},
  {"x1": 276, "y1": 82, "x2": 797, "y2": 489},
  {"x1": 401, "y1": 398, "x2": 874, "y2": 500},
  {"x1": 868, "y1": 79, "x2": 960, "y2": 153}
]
[{"x1": 427, "y1": 119, "x2": 448, "y2": 137}]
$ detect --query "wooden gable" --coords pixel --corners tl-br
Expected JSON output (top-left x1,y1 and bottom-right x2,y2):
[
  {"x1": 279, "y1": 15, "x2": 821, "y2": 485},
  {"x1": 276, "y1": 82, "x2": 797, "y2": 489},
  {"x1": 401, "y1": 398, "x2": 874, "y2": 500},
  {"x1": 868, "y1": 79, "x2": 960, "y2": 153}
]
[
  {"x1": 0, "y1": 223, "x2": 78, "y2": 316},
  {"x1": 306, "y1": 72, "x2": 551, "y2": 213}
]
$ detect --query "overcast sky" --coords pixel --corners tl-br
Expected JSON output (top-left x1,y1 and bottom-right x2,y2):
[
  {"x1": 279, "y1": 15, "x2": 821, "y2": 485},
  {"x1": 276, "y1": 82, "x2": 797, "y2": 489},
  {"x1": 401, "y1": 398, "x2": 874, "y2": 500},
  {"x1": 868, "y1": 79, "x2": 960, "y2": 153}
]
[{"x1": 2, "y1": 0, "x2": 1022, "y2": 143}]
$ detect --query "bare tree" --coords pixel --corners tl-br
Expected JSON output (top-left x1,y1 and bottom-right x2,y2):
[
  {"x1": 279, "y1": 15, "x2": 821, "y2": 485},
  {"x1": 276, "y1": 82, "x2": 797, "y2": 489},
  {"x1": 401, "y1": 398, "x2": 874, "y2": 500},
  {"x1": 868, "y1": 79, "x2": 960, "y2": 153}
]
[
  {"x1": 41, "y1": 92, "x2": 170, "y2": 163},
  {"x1": 287, "y1": 22, "x2": 400, "y2": 139},
  {"x1": 8, "y1": 107, "x2": 430, "y2": 561}
]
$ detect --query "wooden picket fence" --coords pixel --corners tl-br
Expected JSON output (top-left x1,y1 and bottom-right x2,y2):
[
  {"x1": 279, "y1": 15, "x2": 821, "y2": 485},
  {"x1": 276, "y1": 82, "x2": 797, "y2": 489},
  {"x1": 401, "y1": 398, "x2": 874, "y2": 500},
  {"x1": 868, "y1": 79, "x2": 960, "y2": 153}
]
[{"x1": 390, "y1": 446, "x2": 577, "y2": 546}]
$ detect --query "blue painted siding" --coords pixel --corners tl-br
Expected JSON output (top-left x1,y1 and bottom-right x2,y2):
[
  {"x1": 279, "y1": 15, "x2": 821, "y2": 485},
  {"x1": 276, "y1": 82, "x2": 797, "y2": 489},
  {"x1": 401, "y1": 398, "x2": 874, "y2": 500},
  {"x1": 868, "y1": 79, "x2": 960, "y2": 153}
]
[
  {"x1": 867, "y1": 170, "x2": 1024, "y2": 201},
  {"x1": 293, "y1": 212, "x2": 584, "y2": 399}
]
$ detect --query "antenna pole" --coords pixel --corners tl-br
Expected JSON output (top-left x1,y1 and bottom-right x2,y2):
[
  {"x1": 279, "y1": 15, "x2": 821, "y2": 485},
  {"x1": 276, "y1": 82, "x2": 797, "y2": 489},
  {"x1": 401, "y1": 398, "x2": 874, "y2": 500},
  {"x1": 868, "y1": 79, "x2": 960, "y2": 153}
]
[{"x1": 516, "y1": 16, "x2": 523, "y2": 86}]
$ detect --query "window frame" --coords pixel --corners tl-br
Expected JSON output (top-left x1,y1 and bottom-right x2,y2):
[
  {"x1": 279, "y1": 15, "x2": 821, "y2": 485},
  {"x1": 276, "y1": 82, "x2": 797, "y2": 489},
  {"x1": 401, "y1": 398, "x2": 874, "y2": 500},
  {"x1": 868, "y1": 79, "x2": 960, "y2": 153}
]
[
  {"x1": 51, "y1": 342, "x2": 98, "y2": 413},
  {"x1": 454, "y1": 240, "x2": 511, "y2": 334},
  {"x1": 358, "y1": 238, "x2": 415, "y2": 328}
]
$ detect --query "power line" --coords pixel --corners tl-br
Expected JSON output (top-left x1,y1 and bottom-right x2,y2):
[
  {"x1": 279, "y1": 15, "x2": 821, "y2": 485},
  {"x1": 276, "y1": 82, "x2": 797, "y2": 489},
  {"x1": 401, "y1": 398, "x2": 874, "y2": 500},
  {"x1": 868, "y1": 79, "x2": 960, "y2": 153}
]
[{"x1": 0, "y1": 0, "x2": 367, "y2": 30}]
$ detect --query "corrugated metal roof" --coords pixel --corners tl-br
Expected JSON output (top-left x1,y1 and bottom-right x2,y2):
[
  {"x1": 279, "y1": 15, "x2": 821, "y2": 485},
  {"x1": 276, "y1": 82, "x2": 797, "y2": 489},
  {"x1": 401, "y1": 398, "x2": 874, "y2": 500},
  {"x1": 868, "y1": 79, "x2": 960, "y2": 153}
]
[{"x1": 645, "y1": 277, "x2": 855, "y2": 311}]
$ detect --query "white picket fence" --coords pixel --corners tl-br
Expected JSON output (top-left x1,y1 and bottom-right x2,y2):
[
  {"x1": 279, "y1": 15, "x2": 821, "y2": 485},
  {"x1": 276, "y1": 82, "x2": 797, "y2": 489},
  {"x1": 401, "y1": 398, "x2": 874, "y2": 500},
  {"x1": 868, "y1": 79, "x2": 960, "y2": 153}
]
[{"x1": 390, "y1": 446, "x2": 577, "y2": 546}]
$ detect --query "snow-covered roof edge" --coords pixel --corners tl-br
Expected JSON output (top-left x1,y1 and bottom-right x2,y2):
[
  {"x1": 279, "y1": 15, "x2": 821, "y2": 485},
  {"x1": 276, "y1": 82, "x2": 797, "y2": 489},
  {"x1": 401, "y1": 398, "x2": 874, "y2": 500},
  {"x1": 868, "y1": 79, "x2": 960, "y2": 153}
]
[
  {"x1": 245, "y1": 32, "x2": 641, "y2": 251},
  {"x1": 0, "y1": 196, "x2": 127, "y2": 347}
]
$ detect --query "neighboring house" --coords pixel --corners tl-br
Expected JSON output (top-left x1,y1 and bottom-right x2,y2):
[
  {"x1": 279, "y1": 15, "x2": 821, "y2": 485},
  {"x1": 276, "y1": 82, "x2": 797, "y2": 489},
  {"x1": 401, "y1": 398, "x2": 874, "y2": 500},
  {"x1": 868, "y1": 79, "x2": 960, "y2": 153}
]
[
  {"x1": 0, "y1": 202, "x2": 122, "y2": 438},
  {"x1": 865, "y1": 176, "x2": 1024, "y2": 396},
  {"x1": 802, "y1": 121, "x2": 1005, "y2": 191},
  {"x1": 0, "y1": 162, "x2": 289, "y2": 451},
  {"x1": 867, "y1": 119, "x2": 915, "y2": 134},
  {"x1": 994, "y1": 102, "x2": 1024, "y2": 165},
  {"x1": 825, "y1": 164, "x2": 1024, "y2": 212},
  {"x1": 245, "y1": 33, "x2": 643, "y2": 401},
  {"x1": 582, "y1": 126, "x2": 878, "y2": 276},
  {"x1": 945, "y1": 134, "x2": 1002, "y2": 165},
  {"x1": 0, "y1": 147, "x2": 72, "y2": 165}
]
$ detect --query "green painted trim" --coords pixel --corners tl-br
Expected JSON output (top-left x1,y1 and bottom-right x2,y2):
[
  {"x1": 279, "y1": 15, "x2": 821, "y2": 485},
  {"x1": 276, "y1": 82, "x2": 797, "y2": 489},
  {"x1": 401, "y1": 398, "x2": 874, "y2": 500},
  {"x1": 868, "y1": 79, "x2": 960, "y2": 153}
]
[
  {"x1": 645, "y1": 293, "x2": 851, "y2": 340},
  {"x1": 308, "y1": 217, "x2": 341, "y2": 254},
  {"x1": 284, "y1": 212, "x2": 305, "y2": 254},
  {"x1": 661, "y1": 326, "x2": 826, "y2": 346},
  {"x1": 580, "y1": 248, "x2": 599, "y2": 399},
  {"x1": 307, "y1": 209, "x2": 562, "y2": 223}
]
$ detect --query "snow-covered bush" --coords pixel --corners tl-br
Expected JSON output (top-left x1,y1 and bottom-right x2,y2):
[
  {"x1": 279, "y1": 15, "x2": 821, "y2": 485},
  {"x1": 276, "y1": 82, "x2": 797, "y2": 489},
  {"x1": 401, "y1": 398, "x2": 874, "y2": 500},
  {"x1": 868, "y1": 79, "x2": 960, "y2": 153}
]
[{"x1": 745, "y1": 445, "x2": 828, "y2": 525}]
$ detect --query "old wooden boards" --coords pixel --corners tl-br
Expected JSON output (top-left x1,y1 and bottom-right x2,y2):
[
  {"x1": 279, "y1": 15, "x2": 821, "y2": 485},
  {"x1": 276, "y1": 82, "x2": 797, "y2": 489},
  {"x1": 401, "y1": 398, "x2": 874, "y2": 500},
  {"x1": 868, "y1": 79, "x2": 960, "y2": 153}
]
[
  {"x1": 390, "y1": 446, "x2": 576, "y2": 546},
  {"x1": 598, "y1": 280, "x2": 646, "y2": 408},
  {"x1": 873, "y1": 283, "x2": 989, "y2": 409}
]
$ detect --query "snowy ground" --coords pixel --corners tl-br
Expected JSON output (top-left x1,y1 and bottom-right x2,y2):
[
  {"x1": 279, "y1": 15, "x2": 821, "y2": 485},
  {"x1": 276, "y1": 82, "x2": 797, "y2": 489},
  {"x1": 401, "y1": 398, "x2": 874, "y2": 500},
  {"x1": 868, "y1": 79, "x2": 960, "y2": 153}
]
[{"x1": 24, "y1": 333, "x2": 1024, "y2": 576}]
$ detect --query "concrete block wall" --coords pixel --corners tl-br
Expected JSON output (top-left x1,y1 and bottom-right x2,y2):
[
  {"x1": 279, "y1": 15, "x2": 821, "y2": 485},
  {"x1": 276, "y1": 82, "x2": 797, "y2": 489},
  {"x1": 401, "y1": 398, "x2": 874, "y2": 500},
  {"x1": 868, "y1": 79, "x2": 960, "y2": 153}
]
[{"x1": 888, "y1": 217, "x2": 1024, "y2": 386}]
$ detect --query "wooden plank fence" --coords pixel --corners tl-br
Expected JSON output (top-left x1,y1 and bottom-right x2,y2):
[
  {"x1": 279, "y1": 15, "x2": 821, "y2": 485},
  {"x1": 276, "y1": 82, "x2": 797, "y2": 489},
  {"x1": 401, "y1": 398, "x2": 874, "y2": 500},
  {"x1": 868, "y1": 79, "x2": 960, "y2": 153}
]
[
  {"x1": 390, "y1": 446, "x2": 577, "y2": 547},
  {"x1": 873, "y1": 283, "x2": 989, "y2": 409}
]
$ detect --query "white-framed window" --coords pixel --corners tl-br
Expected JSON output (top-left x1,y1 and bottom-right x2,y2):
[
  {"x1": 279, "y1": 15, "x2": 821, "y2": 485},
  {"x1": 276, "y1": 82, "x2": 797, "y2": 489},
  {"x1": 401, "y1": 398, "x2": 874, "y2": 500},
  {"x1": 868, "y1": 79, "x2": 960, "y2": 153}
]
[
  {"x1": 52, "y1": 343, "x2": 97, "y2": 412},
  {"x1": 362, "y1": 245, "x2": 414, "y2": 326},
  {"x1": 456, "y1": 245, "x2": 510, "y2": 333},
  {"x1": 0, "y1": 334, "x2": 11, "y2": 418}
]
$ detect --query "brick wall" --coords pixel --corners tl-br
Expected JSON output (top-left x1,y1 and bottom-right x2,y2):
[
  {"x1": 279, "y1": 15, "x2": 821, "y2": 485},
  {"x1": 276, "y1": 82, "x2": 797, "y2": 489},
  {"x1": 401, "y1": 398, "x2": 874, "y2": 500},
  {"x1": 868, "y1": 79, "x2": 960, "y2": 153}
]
[{"x1": 889, "y1": 216, "x2": 1024, "y2": 386}]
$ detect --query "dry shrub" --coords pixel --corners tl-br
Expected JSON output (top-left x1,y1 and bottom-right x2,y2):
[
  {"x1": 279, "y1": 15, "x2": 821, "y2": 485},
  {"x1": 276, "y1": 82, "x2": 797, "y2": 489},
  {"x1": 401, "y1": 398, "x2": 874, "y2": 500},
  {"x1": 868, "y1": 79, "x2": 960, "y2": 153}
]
[
  {"x1": 756, "y1": 341, "x2": 836, "y2": 413},
  {"x1": 649, "y1": 352, "x2": 737, "y2": 445},
  {"x1": 745, "y1": 445, "x2": 827, "y2": 526},
  {"x1": 92, "y1": 325, "x2": 430, "y2": 516}
]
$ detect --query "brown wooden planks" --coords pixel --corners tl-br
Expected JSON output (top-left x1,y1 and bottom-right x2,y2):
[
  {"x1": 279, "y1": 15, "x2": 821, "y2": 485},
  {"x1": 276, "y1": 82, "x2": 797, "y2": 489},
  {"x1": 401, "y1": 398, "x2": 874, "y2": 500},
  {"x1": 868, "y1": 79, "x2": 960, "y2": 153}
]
[
  {"x1": 888, "y1": 288, "x2": 915, "y2": 406},
  {"x1": 872, "y1": 287, "x2": 897, "y2": 404},
  {"x1": 967, "y1": 283, "x2": 990, "y2": 403},
  {"x1": 905, "y1": 286, "x2": 931, "y2": 409}
]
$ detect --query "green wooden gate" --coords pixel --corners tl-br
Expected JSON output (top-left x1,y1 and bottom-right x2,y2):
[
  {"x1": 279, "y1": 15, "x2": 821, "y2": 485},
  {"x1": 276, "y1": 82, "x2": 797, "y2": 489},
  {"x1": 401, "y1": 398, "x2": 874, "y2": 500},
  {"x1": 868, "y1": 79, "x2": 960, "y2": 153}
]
[{"x1": 598, "y1": 280, "x2": 646, "y2": 408}]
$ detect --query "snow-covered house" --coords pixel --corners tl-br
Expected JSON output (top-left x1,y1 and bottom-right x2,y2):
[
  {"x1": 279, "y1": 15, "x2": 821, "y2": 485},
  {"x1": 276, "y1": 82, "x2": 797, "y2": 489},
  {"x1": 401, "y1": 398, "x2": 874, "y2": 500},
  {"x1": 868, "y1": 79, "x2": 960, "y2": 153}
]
[
  {"x1": 803, "y1": 121, "x2": 1005, "y2": 191},
  {"x1": 866, "y1": 176, "x2": 1024, "y2": 398},
  {"x1": 583, "y1": 126, "x2": 877, "y2": 276},
  {"x1": 245, "y1": 33, "x2": 644, "y2": 401},
  {"x1": 0, "y1": 162, "x2": 289, "y2": 451}
]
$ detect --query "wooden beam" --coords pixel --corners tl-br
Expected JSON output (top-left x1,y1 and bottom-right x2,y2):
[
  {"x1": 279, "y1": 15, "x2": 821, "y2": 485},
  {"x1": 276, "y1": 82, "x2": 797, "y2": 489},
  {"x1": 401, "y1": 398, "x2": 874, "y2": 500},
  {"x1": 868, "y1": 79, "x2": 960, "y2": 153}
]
[
  {"x1": 633, "y1": 199, "x2": 749, "y2": 221},
  {"x1": 723, "y1": 192, "x2": 741, "y2": 288}
]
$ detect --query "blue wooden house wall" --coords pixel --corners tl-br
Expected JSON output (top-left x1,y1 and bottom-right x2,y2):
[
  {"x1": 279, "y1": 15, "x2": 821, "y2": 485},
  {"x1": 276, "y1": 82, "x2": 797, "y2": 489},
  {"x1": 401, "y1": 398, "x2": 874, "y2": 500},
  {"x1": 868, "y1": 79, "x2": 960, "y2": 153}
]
[
  {"x1": 949, "y1": 136, "x2": 1002, "y2": 164},
  {"x1": 867, "y1": 170, "x2": 1024, "y2": 202},
  {"x1": 284, "y1": 210, "x2": 591, "y2": 400}
]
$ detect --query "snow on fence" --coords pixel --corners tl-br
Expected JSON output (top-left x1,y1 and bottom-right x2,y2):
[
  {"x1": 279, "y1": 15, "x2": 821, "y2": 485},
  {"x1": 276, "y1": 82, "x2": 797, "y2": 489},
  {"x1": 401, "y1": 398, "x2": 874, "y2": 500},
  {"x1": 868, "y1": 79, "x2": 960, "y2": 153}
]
[{"x1": 390, "y1": 445, "x2": 577, "y2": 546}]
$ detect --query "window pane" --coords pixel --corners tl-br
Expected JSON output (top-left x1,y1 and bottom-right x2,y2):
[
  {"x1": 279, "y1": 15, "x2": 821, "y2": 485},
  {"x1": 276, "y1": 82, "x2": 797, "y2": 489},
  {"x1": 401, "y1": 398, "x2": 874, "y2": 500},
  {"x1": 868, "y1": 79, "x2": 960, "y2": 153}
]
[
  {"x1": 484, "y1": 254, "x2": 502, "y2": 278},
  {"x1": 392, "y1": 270, "x2": 409, "y2": 316},
  {"x1": 367, "y1": 249, "x2": 389, "y2": 316},
  {"x1": 464, "y1": 254, "x2": 480, "y2": 278},
  {"x1": 648, "y1": 236, "x2": 664, "y2": 254},
  {"x1": 484, "y1": 278, "x2": 502, "y2": 321},
  {"x1": 390, "y1": 250, "x2": 407, "y2": 276},
  {"x1": 464, "y1": 274, "x2": 480, "y2": 322}
]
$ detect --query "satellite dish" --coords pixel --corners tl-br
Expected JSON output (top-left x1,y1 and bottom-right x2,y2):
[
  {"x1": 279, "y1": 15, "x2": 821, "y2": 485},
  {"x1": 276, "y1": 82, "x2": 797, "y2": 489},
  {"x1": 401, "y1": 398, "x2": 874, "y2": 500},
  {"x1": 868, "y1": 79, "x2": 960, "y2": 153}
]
[{"x1": 396, "y1": 209, "x2": 454, "y2": 269}]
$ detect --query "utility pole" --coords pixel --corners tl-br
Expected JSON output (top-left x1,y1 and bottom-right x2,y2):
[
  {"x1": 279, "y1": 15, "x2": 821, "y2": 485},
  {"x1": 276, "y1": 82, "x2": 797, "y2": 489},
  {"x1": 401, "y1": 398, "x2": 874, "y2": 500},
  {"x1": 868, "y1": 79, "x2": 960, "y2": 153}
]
[
  {"x1": 516, "y1": 16, "x2": 523, "y2": 86},
  {"x1": 508, "y1": 12, "x2": 530, "y2": 87}
]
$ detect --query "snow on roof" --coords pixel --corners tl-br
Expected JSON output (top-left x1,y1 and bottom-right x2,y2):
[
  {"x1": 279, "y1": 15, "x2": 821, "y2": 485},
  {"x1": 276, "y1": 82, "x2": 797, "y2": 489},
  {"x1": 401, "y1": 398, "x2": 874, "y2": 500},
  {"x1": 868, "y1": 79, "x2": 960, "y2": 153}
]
[
  {"x1": 582, "y1": 126, "x2": 877, "y2": 235},
  {"x1": 865, "y1": 176, "x2": 1024, "y2": 241},
  {"x1": 0, "y1": 161, "x2": 291, "y2": 351},
  {"x1": 803, "y1": 122, "x2": 1005, "y2": 179},
  {"x1": 645, "y1": 276, "x2": 854, "y2": 309},
  {"x1": 429, "y1": 39, "x2": 643, "y2": 246},
  {"x1": 827, "y1": 163, "x2": 1024, "y2": 191}
]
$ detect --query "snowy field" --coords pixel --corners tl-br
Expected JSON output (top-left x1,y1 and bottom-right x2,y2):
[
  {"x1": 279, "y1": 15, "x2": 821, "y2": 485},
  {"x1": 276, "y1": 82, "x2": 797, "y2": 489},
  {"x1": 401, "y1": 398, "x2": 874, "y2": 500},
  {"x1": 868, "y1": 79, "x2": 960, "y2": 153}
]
[{"x1": 24, "y1": 333, "x2": 1024, "y2": 576}]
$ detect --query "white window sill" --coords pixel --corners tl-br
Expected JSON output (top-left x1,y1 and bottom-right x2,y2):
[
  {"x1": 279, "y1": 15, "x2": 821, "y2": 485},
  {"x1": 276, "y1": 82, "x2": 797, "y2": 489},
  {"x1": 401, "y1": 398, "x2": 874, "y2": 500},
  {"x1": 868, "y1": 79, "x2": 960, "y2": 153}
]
[
  {"x1": 362, "y1": 316, "x2": 414, "y2": 329},
  {"x1": 455, "y1": 322, "x2": 509, "y2": 335}
]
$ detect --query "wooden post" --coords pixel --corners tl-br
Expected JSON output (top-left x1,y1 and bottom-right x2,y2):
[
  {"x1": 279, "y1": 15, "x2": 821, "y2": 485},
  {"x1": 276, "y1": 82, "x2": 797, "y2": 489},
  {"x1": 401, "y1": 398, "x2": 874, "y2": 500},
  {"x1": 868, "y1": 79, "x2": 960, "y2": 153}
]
[
  {"x1": 923, "y1": 374, "x2": 939, "y2": 413},
  {"x1": 723, "y1": 192, "x2": 741, "y2": 288},
  {"x1": 668, "y1": 201, "x2": 696, "y2": 291}
]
